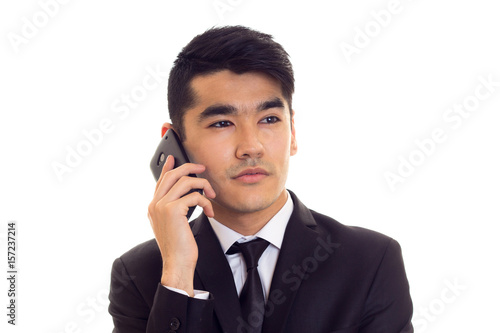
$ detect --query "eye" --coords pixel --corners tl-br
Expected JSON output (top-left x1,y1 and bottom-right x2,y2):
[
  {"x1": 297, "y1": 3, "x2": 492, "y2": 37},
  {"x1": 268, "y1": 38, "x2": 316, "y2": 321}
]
[
  {"x1": 210, "y1": 120, "x2": 233, "y2": 128},
  {"x1": 260, "y1": 116, "x2": 280, "y2": 124}
]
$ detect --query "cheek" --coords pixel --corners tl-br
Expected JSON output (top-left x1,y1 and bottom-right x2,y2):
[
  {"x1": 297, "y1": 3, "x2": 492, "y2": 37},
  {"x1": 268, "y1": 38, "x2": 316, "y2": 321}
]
[
  {"x1": 189, "y1": 136, "x2": 231, "y2": 164},
  {"x1": 200, "y1": 167, "x2": 225, "y2": 187},
  {"x1": 271, "y1": 135, "x2": 292, "y2": 160},
  {"x1": 195, "y1": 147, "x2": 232, "y2": 184}
]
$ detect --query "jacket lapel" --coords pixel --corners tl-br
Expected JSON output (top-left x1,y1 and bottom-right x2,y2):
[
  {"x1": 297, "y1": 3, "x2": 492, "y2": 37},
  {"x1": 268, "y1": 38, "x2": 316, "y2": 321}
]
[
  {"x1": 190, "y1": 191, "x2": 334, "y2": 333},
  {"x1": 262, "y1": 191, "x2": 326, "y2": 333},
  {"x1": 191, "y1": 215, "x2": 242, "y2": 333}
]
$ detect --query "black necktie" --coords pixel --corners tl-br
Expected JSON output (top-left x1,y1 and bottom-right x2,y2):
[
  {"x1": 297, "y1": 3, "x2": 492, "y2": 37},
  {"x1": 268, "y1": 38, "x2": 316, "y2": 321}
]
[{"x1": 227, "y1": 238, "x2": 270, "y2": 333}]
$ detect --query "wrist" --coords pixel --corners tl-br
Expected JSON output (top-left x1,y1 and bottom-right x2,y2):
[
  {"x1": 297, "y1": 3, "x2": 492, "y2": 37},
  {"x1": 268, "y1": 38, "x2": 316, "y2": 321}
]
[{"x1": 161, "y1": 267, "x2": 195, "y2": 297}]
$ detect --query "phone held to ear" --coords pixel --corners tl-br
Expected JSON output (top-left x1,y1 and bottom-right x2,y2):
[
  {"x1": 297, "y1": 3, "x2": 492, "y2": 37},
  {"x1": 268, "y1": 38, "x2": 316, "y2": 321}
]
[{"x1": 150, "y1": 129, "x2": 202, "y2": 220}]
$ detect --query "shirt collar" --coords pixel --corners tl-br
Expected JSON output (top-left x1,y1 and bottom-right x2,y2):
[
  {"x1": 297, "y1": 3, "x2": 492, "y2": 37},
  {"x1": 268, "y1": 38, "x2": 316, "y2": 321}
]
[{"x1": 208, "y1": 190, "x2": 294, "y2": 253}]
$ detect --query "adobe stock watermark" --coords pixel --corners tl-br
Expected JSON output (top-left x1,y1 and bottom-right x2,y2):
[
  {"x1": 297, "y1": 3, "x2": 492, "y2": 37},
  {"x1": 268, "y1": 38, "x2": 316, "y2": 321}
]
[
  {"x1": 236, "y1": 235, "x2": 340, "y2": 332},
  {"x1": 384, "y1": 73, "x2": 499, "y2": 191},
  {"x1": 413, "y1": 278, "x2": 466, "y2": 332},
  {"x1": 51, "y1": 64, "x2": 168, "y2": 182},
  {"x1": 212, "y1": 0, "x2": 245, "y2": 20},
  {"x1": 340, "y1": 0, "x2": 416, "y2": 64},
  {"x1": 7, "y1": 0, "x2": 72, "y2": 54},
  {"x1": 6, "y1": 221, "x2": 18, "y2": 325}
]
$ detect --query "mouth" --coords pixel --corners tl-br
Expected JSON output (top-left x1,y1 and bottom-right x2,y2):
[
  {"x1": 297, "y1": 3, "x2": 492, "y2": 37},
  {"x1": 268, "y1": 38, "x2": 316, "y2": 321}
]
[{"x1": 232, "y1": 168, "x2": 269, "y2": 183}]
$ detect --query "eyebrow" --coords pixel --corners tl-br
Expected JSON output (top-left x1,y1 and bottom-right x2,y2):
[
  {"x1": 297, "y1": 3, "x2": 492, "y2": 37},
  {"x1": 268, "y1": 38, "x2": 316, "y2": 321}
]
[
  {"x1": 258, "y1": 97, "x2": 284, "y2": 111},
  {"x1": 197, "y1": 97, "x2": 285, "y2": 123}
]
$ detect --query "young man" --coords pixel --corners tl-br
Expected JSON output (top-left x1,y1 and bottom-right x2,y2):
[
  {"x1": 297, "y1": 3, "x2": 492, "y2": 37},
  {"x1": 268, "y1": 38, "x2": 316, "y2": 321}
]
[{"x1": 109, "y1": 26, "x2": 413, "y2": 333}]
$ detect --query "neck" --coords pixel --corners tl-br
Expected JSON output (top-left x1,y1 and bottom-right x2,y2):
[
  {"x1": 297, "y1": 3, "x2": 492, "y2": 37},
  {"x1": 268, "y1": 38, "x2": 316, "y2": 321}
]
[{"x1": 211, "y1": 190, "x2": 288, "y2": 236}]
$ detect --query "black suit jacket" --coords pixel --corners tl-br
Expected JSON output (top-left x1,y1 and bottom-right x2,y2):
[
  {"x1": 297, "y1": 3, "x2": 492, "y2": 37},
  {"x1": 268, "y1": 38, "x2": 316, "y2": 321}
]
[{"x1": 109, "y1": 191, "x2": 413, "y2": 332}]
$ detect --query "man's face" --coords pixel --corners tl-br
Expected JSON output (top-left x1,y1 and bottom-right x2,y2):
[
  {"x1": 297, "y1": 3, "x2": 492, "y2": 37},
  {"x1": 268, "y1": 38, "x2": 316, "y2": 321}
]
[{"x1": 181, "y1": 70, "x2": 297, "y2": 217}]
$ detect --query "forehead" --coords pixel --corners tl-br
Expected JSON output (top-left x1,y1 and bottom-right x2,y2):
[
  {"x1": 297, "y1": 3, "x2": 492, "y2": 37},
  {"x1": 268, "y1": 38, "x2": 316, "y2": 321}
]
[{"x1": 188, "y1": 70, "x2": 287, "y2": 114}]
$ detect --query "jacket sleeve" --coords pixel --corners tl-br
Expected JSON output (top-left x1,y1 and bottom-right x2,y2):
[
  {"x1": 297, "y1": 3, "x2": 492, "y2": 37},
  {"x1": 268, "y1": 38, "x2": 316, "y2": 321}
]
[
  {"x1": 359, "y1": 239, "x2": 414, "y2": 333},
  {"x1": 108, "y1": 257, "x2": 214, "y2": 333}
]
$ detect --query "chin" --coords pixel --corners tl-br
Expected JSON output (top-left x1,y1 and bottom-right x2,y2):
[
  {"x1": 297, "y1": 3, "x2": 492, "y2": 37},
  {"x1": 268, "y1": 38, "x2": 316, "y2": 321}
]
[{"x1": 214, "y1": 189, "x2": 281, "y2": 214}]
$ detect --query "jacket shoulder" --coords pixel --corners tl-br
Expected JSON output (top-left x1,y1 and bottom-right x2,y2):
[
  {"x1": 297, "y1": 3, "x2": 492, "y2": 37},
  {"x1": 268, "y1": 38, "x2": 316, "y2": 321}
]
[
  {"x1": 114, "y1": 239, "x2": 162, "y2": 296},
  {"x1": 310, "y1": 209, "x2": 399, "y2": 256},
  {"x1": 289, "y1": 190, "x2": 395, "y2": 250},
  {"x1": 118, "y1": 238, "x2": 161, "y2": 272}
]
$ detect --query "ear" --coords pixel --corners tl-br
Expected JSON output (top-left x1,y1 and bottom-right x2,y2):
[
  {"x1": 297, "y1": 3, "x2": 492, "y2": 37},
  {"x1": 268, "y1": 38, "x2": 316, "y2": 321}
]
[
  {"x1": 161, "y1": 122, "x2": 174, "y2": 137},
  {"x1": 290, "y1": 109, "x2": 298, "y2": 156}
]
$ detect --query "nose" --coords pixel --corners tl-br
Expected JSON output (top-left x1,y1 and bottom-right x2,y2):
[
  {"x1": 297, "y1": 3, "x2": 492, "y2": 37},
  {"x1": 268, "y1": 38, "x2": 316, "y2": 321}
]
[{"x1": 235, "y1": 124, "x2": 264, "y2": 160}]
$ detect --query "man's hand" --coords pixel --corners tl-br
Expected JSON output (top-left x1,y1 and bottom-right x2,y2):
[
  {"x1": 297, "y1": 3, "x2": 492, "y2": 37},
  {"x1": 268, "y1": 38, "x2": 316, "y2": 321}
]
[{"x1": 147, "y1": 155, "x2": 216, "y2": 296}]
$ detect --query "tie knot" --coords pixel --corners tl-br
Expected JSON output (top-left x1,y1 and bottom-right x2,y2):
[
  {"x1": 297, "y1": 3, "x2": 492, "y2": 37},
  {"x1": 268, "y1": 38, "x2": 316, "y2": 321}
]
[{"x1": 227, "y1": 238, "x2": 270, "y2": 270}]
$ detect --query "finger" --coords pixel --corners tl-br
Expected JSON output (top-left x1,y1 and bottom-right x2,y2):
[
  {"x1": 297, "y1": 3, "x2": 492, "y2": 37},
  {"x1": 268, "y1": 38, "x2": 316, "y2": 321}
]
[
  {"x1": 155, "y1": 155, "x2": 175, "y2": 192},
  {"x1": 153, "y1": 162, "x2": 207, "y2": 201},
  {"x1": 158, "y1": 191, "x2": 215, "y2": 219},
  {"x1": 196, "y1": 194, "x2": 215, "y2": 218},
  {"x1": 162, "y1": 176, "x2": 216, "y2": 203}
]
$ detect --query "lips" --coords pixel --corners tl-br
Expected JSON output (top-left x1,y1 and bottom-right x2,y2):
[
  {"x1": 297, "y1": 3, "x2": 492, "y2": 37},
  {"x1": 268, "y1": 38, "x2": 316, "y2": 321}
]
[
  {"x1": 232, "y1": 168, "x2": 270, "y2": 184},
  {"x1": 234, "y1": 168, "x2": 269, "y2": 178}
]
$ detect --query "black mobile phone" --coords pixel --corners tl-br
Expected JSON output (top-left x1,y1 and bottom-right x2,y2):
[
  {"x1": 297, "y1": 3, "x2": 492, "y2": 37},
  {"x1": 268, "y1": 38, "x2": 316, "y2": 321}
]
[{"x1": 150, "y1": 129, "x2": 202, "y2": 220}]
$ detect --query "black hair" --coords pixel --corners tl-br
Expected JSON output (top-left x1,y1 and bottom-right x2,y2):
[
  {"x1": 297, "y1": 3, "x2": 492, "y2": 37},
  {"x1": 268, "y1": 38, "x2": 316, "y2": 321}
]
[{"x1": 167, "y1": 25, "x2": 294, "y2": 140}]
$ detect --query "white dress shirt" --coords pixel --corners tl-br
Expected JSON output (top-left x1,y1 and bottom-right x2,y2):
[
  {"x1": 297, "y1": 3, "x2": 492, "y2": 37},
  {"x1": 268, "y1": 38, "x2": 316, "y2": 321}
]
[
  {"x1": 208, "y1": 191, "x2": 293, "y2": 299},
  {"x1": 165, "y1": 191, "x2": 294, "y2": 300}
]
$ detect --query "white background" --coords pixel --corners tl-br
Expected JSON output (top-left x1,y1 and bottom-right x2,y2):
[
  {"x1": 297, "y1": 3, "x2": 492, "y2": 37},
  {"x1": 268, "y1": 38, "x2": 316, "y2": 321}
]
[{"x1": 1, "y1": 0, "x2": 499, "y2": 332}]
